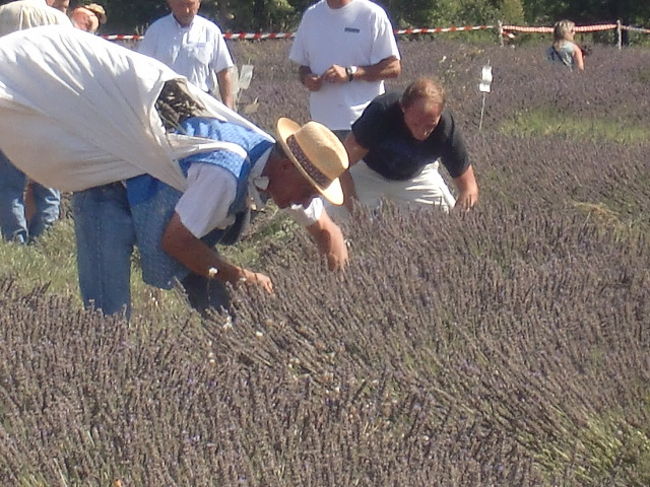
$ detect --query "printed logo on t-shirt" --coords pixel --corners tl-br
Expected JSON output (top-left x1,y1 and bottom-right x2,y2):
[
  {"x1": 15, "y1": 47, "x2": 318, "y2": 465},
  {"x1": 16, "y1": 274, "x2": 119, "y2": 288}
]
[{"x1": 344, "y1": 27, "x2": 360, "y2": 33}]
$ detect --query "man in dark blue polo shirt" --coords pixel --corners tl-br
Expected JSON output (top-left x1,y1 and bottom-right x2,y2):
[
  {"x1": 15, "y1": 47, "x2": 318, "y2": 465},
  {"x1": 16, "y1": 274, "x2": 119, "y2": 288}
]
[{"x1": 335, "y1": 77, "x2": 479, "y2": 216}]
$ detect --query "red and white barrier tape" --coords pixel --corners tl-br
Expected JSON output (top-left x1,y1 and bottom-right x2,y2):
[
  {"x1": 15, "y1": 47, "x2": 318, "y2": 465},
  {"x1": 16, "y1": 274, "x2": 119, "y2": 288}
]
[
  {"x1": 102, "y1": 22, "x2": 648, "y2": 42},
  {"x1": 227, "y1": 32, "x2": 293, "y2": 40},
  {"x1": 103, "y1": 34, "x2": 142, "y2": 41},
  {"x1": 502, "y1": 23, "x2": 617, "y2": 34},
  {"x1": 102, "y1": 24, "x2": 494, "y2": 41},
  {"x1": 621, "y1": 25, "x2": 650, "y2": 34},
  {"x1": 102, "y1": 32, "x2": 297, "y2": 41},
  {"x1": 103, "y1": 33, "x2": 294, "y2": 40},
  {"x1": 394, "y1": 25, "x2": 493, "y2": 35}
]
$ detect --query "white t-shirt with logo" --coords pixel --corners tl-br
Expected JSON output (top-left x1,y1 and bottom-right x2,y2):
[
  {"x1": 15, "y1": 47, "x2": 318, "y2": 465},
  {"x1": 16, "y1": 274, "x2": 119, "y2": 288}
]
[{"x1": 289, "y1": 0, "x2": 400, "y2": 131}]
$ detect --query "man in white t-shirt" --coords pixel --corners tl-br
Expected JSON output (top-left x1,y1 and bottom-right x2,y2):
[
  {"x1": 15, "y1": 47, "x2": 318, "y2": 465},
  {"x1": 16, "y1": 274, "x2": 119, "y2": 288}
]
[
  {"x1": 138, "y1": 0, "x2": 235, "y2": 108},
  {"x1": 289, "y1": 0, "x2": 401, "y2": 139}
]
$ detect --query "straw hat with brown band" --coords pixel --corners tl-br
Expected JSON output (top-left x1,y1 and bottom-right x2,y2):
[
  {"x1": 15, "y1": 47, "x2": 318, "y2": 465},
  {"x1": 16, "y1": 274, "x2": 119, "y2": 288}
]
[{"x1": 275, "y1": 118, "x2": 349, "y2": 206}]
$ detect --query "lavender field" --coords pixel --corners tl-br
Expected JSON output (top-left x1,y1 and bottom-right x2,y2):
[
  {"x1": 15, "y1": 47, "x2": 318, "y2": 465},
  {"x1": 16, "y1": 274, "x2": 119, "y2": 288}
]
[{"x1": 0, "y1": 39, "x2": 649, "y2": 485}]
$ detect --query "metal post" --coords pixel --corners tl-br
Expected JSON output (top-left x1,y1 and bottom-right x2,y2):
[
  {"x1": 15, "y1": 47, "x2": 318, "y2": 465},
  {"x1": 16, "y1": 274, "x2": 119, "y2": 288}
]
[
  {"x1": 479, "y1": 94, "x2": 487, "y2": 131},
  {"x1": 498, "y1": 20, "x2": 504, "y2": 47},
  {"x1": 617, "y1": 20, "x2": 622, "y2": 50}
]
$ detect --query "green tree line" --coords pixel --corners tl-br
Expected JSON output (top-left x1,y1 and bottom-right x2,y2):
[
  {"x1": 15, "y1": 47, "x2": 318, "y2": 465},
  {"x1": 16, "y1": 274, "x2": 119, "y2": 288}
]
[{"x1": 5, "y1": 0, "x2": 650, "y2": 35}]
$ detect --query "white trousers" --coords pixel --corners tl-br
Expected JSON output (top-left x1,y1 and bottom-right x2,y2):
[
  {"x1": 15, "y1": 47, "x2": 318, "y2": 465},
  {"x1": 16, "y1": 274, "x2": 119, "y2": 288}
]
[{"x1": 329, "y1": 160, "x2": 456, "y2": 220}]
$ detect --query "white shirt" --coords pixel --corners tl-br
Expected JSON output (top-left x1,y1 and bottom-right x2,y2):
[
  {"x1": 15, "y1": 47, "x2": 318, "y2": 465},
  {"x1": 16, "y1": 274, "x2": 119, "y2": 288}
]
[
  {"x1": 0, "y1": 0, "x2": 70, "y2": 36},
  {"x1": 289, "y1": 0, "x2": 400, "y2": 130},
  {"x1": 175, "y1": 150, "x2": 323, "y2": 238},
  {"x1": 138, "y1": 13, "x2": 234, "y2": 93}
]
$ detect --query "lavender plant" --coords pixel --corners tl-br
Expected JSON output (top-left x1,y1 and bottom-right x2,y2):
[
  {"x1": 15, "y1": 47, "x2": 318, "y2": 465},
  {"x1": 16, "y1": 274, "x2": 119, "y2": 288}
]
[{"x1": 0, "y1": 38, "x2": 648, "y2": 485}]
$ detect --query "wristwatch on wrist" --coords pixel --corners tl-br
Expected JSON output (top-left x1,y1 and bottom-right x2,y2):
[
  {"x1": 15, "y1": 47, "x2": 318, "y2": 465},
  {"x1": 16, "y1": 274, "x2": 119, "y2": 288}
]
[{"x1": 345, "y1": 65, "x2": 358, "y2": 82}]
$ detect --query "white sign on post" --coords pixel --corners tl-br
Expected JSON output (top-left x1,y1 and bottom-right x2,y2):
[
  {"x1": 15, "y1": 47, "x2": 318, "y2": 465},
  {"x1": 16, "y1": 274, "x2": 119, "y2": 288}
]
[
  {"x1": 233, "y1": 64, "x2": 255, "y2": 113},
  {"x1": 478, "y1": 63, "x2": 493, "y2": 131},
  {"x1": 479, "y1": 65, "x2": 493, "y2": 93},
  {"x1": 238, "y1": 65, "x2": 254, "y2": 90}
]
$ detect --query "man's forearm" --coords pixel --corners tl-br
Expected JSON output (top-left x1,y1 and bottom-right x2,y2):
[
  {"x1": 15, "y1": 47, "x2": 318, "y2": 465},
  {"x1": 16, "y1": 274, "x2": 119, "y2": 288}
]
[
  {"x1": 217, "y1": 68, "x2": 235, "y2": 109},
  {"x1": 340, "y1": 170, "x2": 357, "y2": 212},
  {"x1": 162, "y1": 213, "x2": 245, "y2": 283},
  {"x1": 306, "y1": 211, "x2": 348, "y2": 270},
  {"x1": 321, "y1": 57, "x2": 401, "y2": 85},
  {"x1": 453, "y1": 165, "x2": 479, "y2": 210},
  {"x1": 354, "y1": 56, "x2": 401, "y2": 82},
  {"x1": 341, "y1": 132, "x2": 369, "y2": 211}
]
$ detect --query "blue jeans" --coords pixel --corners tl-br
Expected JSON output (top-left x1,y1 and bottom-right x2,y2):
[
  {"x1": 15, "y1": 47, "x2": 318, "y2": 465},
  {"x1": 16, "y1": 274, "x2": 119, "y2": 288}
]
[
  {"x1": 73, "y1": 183, "x2": 136, "y2": 317},
  {"x1": 0, "y1": 150, "x2": 60, "y2": 243},
  {"x1": 72, "y1": 183, "x2": 230, "y2": 318}
]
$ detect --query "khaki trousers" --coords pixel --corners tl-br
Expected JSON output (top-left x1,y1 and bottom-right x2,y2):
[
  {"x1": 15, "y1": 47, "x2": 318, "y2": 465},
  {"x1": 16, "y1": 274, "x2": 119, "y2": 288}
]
[{"x1": 329, "y1": 160, "x2": 456, "y2": 220}]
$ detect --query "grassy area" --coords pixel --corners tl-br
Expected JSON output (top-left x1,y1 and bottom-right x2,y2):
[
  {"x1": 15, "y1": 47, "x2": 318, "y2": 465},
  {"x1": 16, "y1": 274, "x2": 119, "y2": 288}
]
[
  {"x1": 0, "y1": 218, "x2": 78, "y2": 299},
  {"x1": 0, "y1": 205, "x2": 298, "y2": 319},
  {"x1": 0, "y1": 218, "x2": 187, "y2": 320},
  {"x1": 501, "y1": 107, "x2": 650, "y2": 145}
]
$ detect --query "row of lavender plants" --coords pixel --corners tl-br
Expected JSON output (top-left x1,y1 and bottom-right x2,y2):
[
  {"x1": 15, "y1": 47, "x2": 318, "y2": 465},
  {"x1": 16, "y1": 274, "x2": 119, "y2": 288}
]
[
  {"x1": 0, "y1": 39, "x2": 648, "y2": 484},
  {"x1": 231, "y1": 39, "x2": 650, "y2": 132}
]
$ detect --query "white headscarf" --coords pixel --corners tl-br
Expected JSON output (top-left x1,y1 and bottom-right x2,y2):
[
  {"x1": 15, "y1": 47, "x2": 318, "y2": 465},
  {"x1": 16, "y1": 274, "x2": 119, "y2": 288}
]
[{"x1": 0, "y1": 25, "x2": 272, "y2": 192}]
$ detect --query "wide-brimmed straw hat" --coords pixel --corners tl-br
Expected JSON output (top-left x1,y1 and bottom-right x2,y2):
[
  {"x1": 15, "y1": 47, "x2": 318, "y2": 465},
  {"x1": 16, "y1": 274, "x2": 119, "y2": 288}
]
[{"x1": 276, "y1": 118, "x2": 349, "y2": 205}]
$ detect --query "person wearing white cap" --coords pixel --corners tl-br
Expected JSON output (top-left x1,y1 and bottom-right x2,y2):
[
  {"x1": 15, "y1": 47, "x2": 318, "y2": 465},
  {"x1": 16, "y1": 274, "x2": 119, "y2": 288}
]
[
  {"x1": 83, "y1": 3, "x2": 106, "y2": 23},
  {"x1": 0, "y1": 26, "x2": 349, "y2": 318},
  {"x1": 70, "y1": 3, "x2": 106, "y2": 33},
  {"x1": 0, "y1": 0, "x2": 69, "y2": 34}
]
